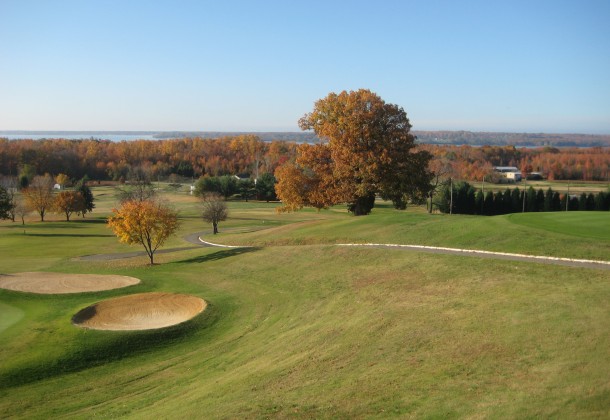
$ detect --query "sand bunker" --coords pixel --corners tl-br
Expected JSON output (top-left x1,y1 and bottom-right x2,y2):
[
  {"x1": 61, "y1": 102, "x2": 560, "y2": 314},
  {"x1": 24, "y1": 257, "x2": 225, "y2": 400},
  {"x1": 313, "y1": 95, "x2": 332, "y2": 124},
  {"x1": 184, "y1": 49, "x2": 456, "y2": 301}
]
[
  {"x1": 72, "y1": 292, "x2": 207, "y2": 331},
  {"x1": 0, "y1": 272, "x2": 140, "y2": 294}
]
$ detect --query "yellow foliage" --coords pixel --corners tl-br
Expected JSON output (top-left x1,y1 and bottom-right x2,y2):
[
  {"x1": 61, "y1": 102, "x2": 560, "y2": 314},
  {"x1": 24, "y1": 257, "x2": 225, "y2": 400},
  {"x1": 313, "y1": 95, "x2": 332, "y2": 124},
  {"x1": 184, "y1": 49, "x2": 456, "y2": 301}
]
[{"x1": 107, "y1": 199, "x2": 179, "y2": 264}]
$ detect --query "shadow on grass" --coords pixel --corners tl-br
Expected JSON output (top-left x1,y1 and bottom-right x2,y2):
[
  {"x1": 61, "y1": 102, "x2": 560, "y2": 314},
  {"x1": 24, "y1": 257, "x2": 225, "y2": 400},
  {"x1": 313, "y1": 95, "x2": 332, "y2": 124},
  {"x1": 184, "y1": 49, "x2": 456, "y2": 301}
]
[
  {"x1": 25, "y1": 233, "x2": 114, "y2": 238},
  {"x1": 0, "y1": 304, "x2": 219, "y2": 390},
  {"x1": 177, "y1": 247, "x2": 260, "y2": 264},
  {"x1": 76, "y1": 218, "x2": 108, "y2": 224}
]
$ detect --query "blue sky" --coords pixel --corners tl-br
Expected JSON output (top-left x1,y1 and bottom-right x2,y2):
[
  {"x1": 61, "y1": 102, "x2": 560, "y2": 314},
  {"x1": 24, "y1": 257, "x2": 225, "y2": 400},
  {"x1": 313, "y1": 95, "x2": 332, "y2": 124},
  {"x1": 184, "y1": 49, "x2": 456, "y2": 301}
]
[{"x1": 1, "y1": 0, "x2": 609, "y2": 133}]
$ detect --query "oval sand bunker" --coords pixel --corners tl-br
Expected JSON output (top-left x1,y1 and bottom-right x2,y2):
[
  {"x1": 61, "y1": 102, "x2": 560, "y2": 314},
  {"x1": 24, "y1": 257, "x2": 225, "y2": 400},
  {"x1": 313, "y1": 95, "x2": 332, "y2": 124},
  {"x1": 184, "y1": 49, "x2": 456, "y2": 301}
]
[
  {"x1": 72, "y1": 292, "x2": 207, "y2": 331},
  {"x1": 0, "y1": 272, "x2": 140, "y2": 294}
]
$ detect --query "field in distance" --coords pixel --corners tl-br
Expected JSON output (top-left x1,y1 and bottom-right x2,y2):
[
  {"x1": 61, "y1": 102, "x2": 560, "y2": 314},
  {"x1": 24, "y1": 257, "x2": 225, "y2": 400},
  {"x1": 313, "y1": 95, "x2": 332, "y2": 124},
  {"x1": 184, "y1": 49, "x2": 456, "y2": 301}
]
[{"x1": 0, "y1": 186, "x2": 608, "y2": 418}]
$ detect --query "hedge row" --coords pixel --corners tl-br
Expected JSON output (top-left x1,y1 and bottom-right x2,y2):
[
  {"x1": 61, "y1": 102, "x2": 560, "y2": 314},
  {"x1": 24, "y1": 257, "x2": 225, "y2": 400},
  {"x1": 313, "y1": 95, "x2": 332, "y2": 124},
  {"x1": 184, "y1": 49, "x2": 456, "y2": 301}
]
[{"x1": 437, "y1": 182, "x2": 610, "y2": 215}]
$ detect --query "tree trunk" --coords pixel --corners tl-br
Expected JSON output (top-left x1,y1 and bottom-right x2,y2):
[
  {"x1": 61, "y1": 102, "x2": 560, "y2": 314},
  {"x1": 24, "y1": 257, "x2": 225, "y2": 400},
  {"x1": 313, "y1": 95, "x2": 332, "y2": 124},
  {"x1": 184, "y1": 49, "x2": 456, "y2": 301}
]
[{"x1": 213, "y1": 221, "x2": 218, "y2": 234}]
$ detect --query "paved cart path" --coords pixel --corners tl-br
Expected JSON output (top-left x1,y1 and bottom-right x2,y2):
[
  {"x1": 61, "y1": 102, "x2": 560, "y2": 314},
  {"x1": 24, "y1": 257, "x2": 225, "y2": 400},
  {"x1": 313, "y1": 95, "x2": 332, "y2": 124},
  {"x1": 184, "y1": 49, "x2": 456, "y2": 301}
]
[{"x1": 78, "y1": 230, "x2": 610, "y2": 270}]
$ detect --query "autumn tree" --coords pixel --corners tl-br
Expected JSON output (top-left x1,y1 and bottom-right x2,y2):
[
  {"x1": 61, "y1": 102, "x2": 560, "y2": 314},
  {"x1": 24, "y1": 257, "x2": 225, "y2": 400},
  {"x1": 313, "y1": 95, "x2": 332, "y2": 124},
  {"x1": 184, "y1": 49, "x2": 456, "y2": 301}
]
[
  {"x1": 54, "y1": 190, "x2": 85, "y2": 221},
  {"x1": 23, "y1": 175, "x2": 54, "y2": 221},
  {"x1": 200, "y1": 193, "x2": 228, "y2": 234},
  {"x1": 275, "y1": 143, "x2": 342, "y2": 212},
  {"x1": 277, "y1": 89, "x2": 432, "y2": 215},
  {"x1": 55, "y1": 173, "x2": 70, "y2": 189},
  {"x1": 107, "y1": 199, "x2": 179, "y2": 265}
]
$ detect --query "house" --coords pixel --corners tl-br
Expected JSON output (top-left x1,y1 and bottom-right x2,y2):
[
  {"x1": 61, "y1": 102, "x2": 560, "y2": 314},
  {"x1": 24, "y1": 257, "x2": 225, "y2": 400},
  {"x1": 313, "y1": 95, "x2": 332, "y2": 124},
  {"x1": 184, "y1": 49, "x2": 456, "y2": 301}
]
[{"x1": 493, "y1": 166, "x2": 522, "y2": 182}]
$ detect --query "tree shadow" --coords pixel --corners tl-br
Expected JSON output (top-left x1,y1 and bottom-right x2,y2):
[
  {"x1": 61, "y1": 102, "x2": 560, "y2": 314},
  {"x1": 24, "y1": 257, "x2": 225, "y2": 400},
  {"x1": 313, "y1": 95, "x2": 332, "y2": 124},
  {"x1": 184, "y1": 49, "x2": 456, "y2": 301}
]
[
  {"x1": 177, "y1": 247, "x2": 260, "y2": 264},
  {"x1": 77, "y1": 218, "x2": 108, "y2": 224},
  {"x1": 26, "y1": 233, "x2": 114, "y2": 238},
  {"x1": 0, "y1": 305, "x2": 219, "y2": 390}
]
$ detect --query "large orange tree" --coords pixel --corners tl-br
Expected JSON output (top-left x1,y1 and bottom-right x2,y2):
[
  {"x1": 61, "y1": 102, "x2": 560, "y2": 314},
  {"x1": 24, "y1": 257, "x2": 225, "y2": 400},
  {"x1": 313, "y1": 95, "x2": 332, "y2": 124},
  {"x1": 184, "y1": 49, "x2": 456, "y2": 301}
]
[
  {"x1": 276, "y1": 89, "x2": 433, "y2": 215},
  {"x1": 107, "y1": 199, "x2": 179, "y2": 265}
]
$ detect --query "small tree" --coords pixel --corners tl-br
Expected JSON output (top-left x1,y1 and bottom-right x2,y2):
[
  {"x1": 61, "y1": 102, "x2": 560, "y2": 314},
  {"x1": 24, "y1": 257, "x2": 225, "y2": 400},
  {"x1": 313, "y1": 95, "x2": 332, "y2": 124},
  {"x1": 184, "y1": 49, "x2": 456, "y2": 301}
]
[
  {"x1": 54, "y1": 190, "x2": 85, "y2": 221},
  {"x1": 13, "y1": 198, "x2": 30, "y2": 225},
  {"x1": 75, "y1": 181, "x2": 95, "y2": 217},
  {"x1": 23, "y1": 175, "x2": 54, "y2": 221},
  {"x1": 0, "y1": 186, "x2": 12, "y2": 220},
  {"x1": 116, "y1": 177, "x2": 156, "y2": 203},
  {"x1": 55, "y1": 173, "x2": 70, "y2": 189},
  {"x1": 201, "y1": 193, "x2": 228, "y2": 234},
  {"x1": 107, "y1": 199, "x2": 179, "y2": 265}
]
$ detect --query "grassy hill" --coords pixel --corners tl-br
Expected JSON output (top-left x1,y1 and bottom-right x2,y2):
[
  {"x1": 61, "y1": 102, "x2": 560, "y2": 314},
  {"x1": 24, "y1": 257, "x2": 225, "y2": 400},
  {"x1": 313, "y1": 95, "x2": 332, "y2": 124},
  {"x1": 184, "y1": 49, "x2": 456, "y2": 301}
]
[{"x1": 1, "y1": 188, "x2": 608, "y2": 418}]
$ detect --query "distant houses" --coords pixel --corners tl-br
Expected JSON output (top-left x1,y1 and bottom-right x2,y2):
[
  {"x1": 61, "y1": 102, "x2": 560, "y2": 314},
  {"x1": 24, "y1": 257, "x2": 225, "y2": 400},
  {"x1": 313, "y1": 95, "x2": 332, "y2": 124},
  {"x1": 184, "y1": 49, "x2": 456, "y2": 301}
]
[{"x1": 493, "y1": 166, "x2": 522, "y2": 183}]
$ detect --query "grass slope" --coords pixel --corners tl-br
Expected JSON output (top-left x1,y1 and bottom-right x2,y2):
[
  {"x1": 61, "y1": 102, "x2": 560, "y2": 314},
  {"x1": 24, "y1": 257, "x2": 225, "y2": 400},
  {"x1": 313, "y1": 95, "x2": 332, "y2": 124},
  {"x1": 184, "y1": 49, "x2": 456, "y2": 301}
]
[{"x1": 0, "y1": 189, "x2": 608, "y2": 418}]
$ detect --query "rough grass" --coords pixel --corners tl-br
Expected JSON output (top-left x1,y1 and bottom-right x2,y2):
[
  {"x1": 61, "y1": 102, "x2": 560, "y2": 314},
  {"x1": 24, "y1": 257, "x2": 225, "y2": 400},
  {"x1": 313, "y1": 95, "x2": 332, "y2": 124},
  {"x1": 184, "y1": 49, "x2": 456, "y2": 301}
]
[{"x1": 0, "y1": 189, "x2": 609, "y2": 418}]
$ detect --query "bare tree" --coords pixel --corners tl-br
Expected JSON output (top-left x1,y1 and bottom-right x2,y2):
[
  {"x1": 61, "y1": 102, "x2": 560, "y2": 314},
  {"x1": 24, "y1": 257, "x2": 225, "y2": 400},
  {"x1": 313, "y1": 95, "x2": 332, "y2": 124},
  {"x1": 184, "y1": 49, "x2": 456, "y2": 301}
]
[
  {"x1": 115, "y1": 177, "x2": 156, "y2": 203},
  {"x1": 13, "y1": 197, "x2": 30, "y2": 225},
  {"x1": 201, "y1": 193, "x2": 228, "y2": 234}
]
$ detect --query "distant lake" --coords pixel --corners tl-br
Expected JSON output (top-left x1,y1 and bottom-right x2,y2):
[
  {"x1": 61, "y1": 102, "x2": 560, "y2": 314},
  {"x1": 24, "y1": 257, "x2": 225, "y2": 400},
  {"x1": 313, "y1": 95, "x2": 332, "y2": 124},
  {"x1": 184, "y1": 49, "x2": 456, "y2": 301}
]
[{"x1": 1, "y1": 133, "x2": 160, "y2": 141}]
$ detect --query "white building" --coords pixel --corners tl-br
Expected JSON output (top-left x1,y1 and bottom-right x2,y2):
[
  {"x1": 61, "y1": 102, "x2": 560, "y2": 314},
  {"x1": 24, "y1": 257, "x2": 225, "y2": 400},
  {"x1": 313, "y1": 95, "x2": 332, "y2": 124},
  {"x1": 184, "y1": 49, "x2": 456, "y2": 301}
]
[{"x1": 493, "y1": 166, "x2": 522, "y2": 182}]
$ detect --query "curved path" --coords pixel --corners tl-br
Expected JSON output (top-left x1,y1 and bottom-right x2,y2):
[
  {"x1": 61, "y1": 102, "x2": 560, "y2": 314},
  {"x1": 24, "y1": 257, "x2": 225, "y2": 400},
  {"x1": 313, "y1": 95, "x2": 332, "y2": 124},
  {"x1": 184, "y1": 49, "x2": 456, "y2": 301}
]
[
  {"x1": 78, "y1": 230, "x2": 610, "y2": 271},
  {"x1": 337, "y1": 243, "x2": 610, "y2": 271}
]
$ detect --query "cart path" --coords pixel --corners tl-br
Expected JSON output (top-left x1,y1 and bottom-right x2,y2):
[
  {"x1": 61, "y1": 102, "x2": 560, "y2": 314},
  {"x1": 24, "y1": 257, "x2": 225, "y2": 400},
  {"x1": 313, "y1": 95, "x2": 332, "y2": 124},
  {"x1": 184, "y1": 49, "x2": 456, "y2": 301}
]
[
  {"x1": 79, "y1": 231, "x2": 610, "y2": 270},
  {"x1": 336, "y1": 243, "x2": 610, "y2": 271}
]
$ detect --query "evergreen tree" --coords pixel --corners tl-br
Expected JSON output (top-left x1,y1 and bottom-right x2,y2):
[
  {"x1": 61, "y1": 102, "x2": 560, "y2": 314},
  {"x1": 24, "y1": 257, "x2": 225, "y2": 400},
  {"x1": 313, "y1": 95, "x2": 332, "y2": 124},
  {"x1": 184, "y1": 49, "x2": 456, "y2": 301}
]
[
  {"x1": 560, "y1": 193, "x2": 567, "y2": 211},
  {"x1": 526, "y1": 187, "x2": 537, "y2": 212},
  {"x1": 544, "y1": 187, "x2": 553, "y2": 212},
  {"x1": 586, "y1": 193, "x2": 596, "y2": 211},
  {"x1": 76, "y1": 181, "x2": 95, "y2": 217},
  {"x1": 578, "y1": 193, "x2": 587, "y2": 210},
  {"x1": 493, "y1": 192, "x2": 503, "y2": 215},
  {"x1": 502, "y1": 188, "x2": 512, "y2": 214},
  {"x1": 536, "y1": 189, "x2": 545, "y2": 212},
  {"x1": 0, "y1": 186, "x2": 13, "y2": 220},
  {"x1": 551, "y1": 191, "x2": 561, "y2": 211},
  {"x1": 483, "y1": 191, "x2": 494, "y2": 215},
  {"x1": 474, "y1": 190, "x2": 484, "y2": 215},
  {"x1": 511, "y1": 188, "x2": 521, "y2": 213}
]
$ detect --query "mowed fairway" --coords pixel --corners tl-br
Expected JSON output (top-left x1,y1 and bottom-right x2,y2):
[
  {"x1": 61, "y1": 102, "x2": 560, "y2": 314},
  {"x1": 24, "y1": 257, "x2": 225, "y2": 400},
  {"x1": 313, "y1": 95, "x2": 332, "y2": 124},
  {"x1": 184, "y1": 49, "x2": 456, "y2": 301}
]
[{"x1": 1, "y1": 188, "x2": 609, "y2": 418}]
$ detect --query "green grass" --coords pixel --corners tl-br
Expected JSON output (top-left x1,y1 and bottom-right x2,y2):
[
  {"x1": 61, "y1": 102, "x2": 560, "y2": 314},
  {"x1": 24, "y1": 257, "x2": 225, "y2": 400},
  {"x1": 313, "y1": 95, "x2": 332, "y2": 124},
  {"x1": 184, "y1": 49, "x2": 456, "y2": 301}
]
[{"x1": 1, "y1": 189, "x2": 609, "y2": 418}]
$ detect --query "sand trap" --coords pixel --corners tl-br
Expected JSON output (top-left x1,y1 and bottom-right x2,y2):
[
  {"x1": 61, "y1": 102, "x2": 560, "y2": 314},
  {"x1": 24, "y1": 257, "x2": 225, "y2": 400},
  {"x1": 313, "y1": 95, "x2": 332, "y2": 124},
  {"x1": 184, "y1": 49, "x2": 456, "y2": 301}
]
[
  {"x1": 72, "y1": 292, "x2": 207, "y2": 331},
  {"x1": 0, "y1": 272, "x2": 140, "y2": 294}
]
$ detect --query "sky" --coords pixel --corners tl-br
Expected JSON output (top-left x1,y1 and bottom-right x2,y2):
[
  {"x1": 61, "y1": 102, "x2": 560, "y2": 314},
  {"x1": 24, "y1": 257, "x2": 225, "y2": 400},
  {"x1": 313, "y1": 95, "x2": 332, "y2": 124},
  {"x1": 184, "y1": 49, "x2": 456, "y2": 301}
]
[{"x1": 1, "y1": 0, "x2": 609, "y2": 134}]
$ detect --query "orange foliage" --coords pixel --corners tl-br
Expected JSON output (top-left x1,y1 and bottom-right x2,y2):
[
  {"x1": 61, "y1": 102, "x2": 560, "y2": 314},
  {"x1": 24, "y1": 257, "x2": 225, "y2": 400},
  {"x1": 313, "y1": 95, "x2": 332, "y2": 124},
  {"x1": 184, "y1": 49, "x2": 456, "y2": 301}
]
[{"x1": 107, "y1": 200, "x2": 179, "y2": 265}]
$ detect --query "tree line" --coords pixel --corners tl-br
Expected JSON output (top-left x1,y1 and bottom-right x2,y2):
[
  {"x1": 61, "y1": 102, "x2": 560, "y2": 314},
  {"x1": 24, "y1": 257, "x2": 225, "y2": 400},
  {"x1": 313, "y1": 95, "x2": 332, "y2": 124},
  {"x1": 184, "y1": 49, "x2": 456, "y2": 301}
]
[
  {"x1": 434, "y1": 181, "x2": 610, "y2": 215},
  {"x1": 2, "y1": 135, "x2": 609, "y2": 188},
  {"x1": 423, "y1": 144, "x2": 610, "y2": 182},
  {"x1": 0, "y1": 175, "x2": 94, "y2": 223},
  {"x1": 0, "y1": 135, "x2": 297, "y2": 183}
]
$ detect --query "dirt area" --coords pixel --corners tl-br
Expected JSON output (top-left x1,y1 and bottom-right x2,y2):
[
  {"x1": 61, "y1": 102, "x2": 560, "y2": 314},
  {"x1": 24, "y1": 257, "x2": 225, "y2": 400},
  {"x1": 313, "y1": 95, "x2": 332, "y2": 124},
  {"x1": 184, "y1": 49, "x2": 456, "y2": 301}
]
[
  {"x1": 72, "y1": 292, "x2": 207, "y2": 331},
  {"x1": 0, "y1": 272, "x2": 140, "y2": 294}
]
